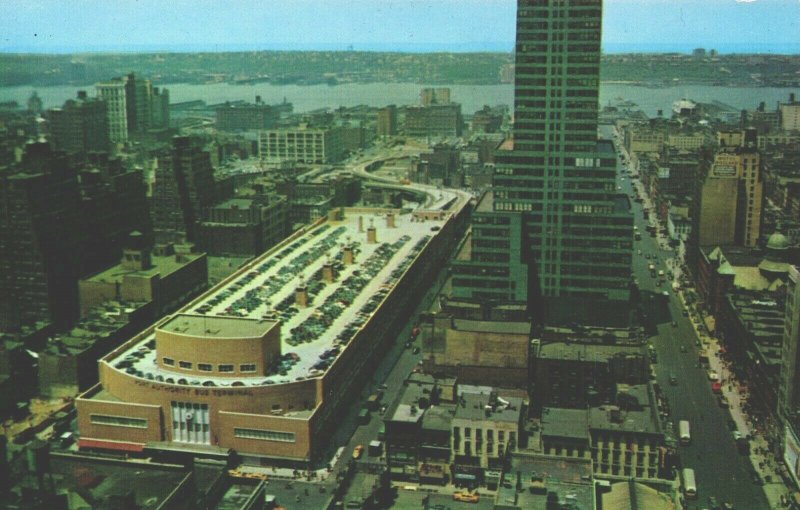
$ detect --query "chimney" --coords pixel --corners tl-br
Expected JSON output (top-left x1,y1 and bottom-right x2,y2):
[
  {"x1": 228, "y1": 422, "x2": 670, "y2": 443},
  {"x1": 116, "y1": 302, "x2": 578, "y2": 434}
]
[
  {"x1": 367, "y1": 219, "x2": 377, "y2": 244},
  {"x1": 759, "y1": 101, "x2": 766, "y2": 112},
  {"x1": 386, "y1": 213, "x2": 395, "y2": 228},
  {"x1": 609, "y1": 406, "x2": 622, "y2": 424},
  {"x1": 327, "y1": 208, "x2": 342, "y2": 222},
  {"x1": 343, "y1": 245, "x2": 354, "y2": 265},
  {"x1": 358, "y1": 216, "x2": 364, "y2": 232},
  {"x1": 791, "y1": 93, "x2": 796, "y2": 103},
  {"x1": 322, "y1": 263, "x2": 334, "y2": 283},
  {"x1": 77, "y1": 90, "x2": 87, "y2": 100},
  {"x1": 256, "y1": 95, "x2": 262, "y2": 104},
  {"x1": 295, "y1": 285, "x2": 308, "y2": 307}
]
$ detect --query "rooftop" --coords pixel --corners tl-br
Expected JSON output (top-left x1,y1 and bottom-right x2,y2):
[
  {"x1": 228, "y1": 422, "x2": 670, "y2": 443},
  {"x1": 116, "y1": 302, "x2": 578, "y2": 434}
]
[
  {"x1": 541, "y1": 408, "x2": 589, "y2": 440},
  {"x1": 589, "y1": 399, "x2": 661, "y2": 436},
  {"x1": 48, "y1": 453, "x2": 192, "y2": 509},
  {"x1": 450, "y1": 318, "x2": 530, "y2": 335},
  {"x1": 213, "y1": 481, "x2": 264, "y2": 510},
  {"x1": 538, "y1": 342, "x2": 643, "y2": 362},
  {"x1": 495, "y1": 453, "x2": 594, "y2": 510},
  {"x1": 602, "y1": 479, "x2": 677, "y2": 510},
  {"x1": 107, "y1": 209, "x2": 450, "y2": 387},
  {"x1": 159, "y1": 314, "x2": 278, "y2": 340},
  {"x1": 453, "y1": 392, "x2": 523, "y2": 424},
  {"x1": 86, "y1": 252, "x2": 204, "y2": 284}
]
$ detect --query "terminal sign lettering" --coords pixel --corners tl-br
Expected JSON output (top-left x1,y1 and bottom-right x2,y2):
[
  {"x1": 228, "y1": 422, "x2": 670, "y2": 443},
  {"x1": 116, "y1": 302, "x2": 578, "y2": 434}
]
[{"x1": 133, "y1": 379, "x2": 254, "y2": 397}]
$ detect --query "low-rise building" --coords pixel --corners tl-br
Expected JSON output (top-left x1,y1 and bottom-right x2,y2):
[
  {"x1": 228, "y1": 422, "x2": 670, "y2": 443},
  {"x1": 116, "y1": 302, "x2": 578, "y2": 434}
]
[
  {"x1": 493, "y1": 453, "x2": 595, "y2": 510},
  {"x1": 422, "y1": 315, "x2": 531, "y2": 389},
  {"x1": 197, "y1": 196, "x2": 288, "y2": 257},
  {"x1": 588, "y1": 390, "x2": 665, "y2": 480},
  {"x1": 540, "y1": 384, "x2": 667, "y2": 481},
  {"x1": 38, "y1": 301, "x2": 152, "y2": 398},
  {"x1": 78, "y1": 243, "x2": 208, "y2": 318},
  {"x1": 404, "y1": 103, "x2": 463, "y2": 139},
  {"x1": 215, "y1": 97, "x2": 281, "y2": 132},
  {"x1": 451, "y1": 391, "x2": 524, "y2": 484},
  {"x1": 258, "y1": 125, "x2": 345, "y2": 164},
  {"x1": 533, "y1": 342, "x2": 648, "y2": 411}
]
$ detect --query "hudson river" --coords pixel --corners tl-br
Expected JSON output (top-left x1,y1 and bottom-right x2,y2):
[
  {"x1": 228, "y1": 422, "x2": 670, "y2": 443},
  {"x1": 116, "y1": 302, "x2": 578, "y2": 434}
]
[{"x1": 1, "y1": 82, "x2": 797, "y2": 118}]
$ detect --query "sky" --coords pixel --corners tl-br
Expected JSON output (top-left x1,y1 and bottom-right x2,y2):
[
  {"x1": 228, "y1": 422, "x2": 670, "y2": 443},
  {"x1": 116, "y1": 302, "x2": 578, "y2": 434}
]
[{"x1": 0, "y1": 0, "x2": 798, "y2": 54}]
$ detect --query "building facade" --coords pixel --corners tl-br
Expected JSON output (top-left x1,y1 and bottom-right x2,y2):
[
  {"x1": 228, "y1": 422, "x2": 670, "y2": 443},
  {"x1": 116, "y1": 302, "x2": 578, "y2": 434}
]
[
  {"x1": 376, "y1": 105, "x2": 398, "y2": 137},
  {"x1": 404, "y1": 104, "x2": 463, "y2": 139},
  {"x1": 258, "y1": 126, "x2": 345, "y2": 164},
  {"x1": 95, "y1": 79, "x2": 128, "y2": 144},
  {"x1": 216, "y1": 97, "x2": 280, "y2": 132},
  {"x1": 47, "y1": 91, "x2": 110, "y2": 155},
  {"x1": 455, "y1": 0, "x2": 632, "y2": 326}
]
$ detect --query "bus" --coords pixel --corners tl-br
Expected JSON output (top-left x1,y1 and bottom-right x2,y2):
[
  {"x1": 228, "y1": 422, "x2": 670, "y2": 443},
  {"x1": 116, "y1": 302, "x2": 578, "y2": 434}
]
[
  {"x1": 679, "y1": 420, "x2": 691, "y2": 445},
  {"x1": 682, "y1": 468, "x2": 697, "y2": 499}
]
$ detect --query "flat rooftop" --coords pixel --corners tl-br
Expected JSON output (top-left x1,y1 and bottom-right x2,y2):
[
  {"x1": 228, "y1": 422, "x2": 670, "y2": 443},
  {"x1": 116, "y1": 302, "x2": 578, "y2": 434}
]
[
  {"x1": 158, "y1": 314, "x2": 277, "y2": 339},
  {"x1": 538, "y1": 342, "x2": 643, "y2": 361},
  {"x1": 541, "y1": 408, "x2": 589, "y2": 440},
  {"x1": 454, "y1": 392, "x2": 523, "y2": 424},
  {"x1": 106, "y1": 209, "x2": 449, "y2": 387},
  {"x1": 496, "y1": 453, "x2": 594, "y2": 510},
  {"x1": 86, "y1": 252, "x2": 204, "y2": 283},
  {"x1": 214, "y1": 481, "x2": 263, "y2": 510}
]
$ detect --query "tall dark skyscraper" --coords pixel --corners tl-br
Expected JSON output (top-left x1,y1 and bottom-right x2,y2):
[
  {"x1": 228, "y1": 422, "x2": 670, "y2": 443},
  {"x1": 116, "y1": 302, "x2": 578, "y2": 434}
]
[
  {"x1": 453, "y1": 0, "x2": 632, "y2": 326},
  {"x1": 0, "y1": 143, "x2": 84, "y2": 331},
  {"x1": 151, "y1": 136, "x2": 217, "y2": 244}
]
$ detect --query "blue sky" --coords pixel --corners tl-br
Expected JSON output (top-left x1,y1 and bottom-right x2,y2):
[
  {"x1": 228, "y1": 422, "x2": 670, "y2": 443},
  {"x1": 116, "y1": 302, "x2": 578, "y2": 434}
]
[{"x1": 0, "y1": 0, "x2": 798, "y2": 54}]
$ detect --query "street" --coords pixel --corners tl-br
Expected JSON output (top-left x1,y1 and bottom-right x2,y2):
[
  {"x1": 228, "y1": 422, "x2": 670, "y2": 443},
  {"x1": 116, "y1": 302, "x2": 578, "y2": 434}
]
[{"x1": 606, "y1": 124, "x2": 771, "y2": 509}]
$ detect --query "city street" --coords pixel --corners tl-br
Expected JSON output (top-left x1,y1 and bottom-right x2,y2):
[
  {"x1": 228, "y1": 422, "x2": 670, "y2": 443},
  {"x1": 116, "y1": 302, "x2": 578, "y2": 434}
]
[{"x1": 607, "y1": 125, "x2": 772, "y2": 509}]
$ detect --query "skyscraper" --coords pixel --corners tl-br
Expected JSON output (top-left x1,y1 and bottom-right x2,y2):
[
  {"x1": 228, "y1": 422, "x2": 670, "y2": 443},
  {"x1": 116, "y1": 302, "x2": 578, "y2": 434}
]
[
  {"x1": 0, "y1": 143, "x2": 84, "y2": 331},
  {"x1": 47, "y1": 91, "x2": 110, "y2": 155},
  {"x1": 151, "y1": 136, "x2": 217, "y2": 244},
  {"x1": 95, "y1": 78, "x2": 128, "y2": 144},
  {"x1": 452, "y1": 0, "x2": 632, "y2": 326}
]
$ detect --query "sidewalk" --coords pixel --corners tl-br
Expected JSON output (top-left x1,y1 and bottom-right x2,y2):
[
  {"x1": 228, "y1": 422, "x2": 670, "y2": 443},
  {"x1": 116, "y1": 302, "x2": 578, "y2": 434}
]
[
  {"x1": 633, "y1": 171, "x2": 794, "y2": 509},
  {"x1": 676, "y1": 268, "x2": 790, "y2": 509}
]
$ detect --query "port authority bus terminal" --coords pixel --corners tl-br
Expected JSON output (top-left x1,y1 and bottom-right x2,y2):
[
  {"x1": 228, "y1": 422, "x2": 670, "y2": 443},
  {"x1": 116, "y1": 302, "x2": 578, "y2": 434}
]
[{"x1": 75, "y1": 195, "x2": 469, "y2": 466}]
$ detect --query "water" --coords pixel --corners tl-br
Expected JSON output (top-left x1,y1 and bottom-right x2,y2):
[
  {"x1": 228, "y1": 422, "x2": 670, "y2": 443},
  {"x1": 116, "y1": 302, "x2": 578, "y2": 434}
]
[{"x1": 2, "y1": 81, "x2": 796, "y2": 119}]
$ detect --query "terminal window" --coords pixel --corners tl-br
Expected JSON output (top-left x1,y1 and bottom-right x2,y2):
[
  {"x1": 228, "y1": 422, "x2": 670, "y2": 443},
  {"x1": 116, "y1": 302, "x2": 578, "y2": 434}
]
[
  {"x1": 179, "y1": 361, "x2": 192, "y2": 369},
  {"x1": 240, "y1": 363, "x2": 256, "y2": 372},
  {"x1": 90, "y1": 414, "x2": 147, "y2": 429},
  {"x1": 163, "y1": 357, "x2": 175, "y2": 366},
  {"x1": 234, "y1": 428, "x2": 296, "y2": 443},
  {"x1": 198, "y1": 363, "x2": 212, "y2": 372},
  {"x1": 219, "y1": 364, "x2": 234, "y2": 372}
]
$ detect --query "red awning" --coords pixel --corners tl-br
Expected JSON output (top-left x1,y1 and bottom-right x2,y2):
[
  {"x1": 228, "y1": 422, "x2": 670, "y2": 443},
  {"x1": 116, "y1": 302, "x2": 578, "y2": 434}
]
[
  {"x1": 711, "y1": 382, "x2": 722, "y2": 393},
  {"x1": 78, "y1": 438, "x2": 144, "y2": 453}
]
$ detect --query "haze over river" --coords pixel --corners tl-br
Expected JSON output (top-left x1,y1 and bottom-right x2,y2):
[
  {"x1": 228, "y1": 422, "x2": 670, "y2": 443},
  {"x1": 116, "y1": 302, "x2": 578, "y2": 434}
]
[{"x1": 1, "y1": 82, "x2": 797, "y2": 119}]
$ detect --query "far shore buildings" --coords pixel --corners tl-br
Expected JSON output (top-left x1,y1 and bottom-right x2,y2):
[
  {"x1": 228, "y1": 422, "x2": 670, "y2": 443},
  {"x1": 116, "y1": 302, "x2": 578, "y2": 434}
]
[{"x1": 258, "y1": 124, "x2": 346, "y2": 164}]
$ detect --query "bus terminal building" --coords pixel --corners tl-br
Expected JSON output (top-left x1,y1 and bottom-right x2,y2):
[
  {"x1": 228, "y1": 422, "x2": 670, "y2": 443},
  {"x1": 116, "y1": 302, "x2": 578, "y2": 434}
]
[{"x1": 76, "y1": 198, "x2": 468, "y2": 466}]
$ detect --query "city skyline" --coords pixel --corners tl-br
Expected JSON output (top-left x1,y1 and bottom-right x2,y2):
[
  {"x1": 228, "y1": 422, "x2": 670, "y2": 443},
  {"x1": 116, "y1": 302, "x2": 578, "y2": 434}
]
[{"x1": 1, "y1": 0, "x2": 799, "y2": 54}]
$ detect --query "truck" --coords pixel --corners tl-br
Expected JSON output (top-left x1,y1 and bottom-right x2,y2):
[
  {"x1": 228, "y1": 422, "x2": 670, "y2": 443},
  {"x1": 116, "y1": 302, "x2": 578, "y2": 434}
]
[
  {"x1": 366, "y1": 393, "x2": 381, "y2": 411},
  {"x1": 679, "y1": 420, "x2": 691, "y2": 445},
  {"x1": 368, "y1": 440, "x2": 383, "y2": 456}
]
